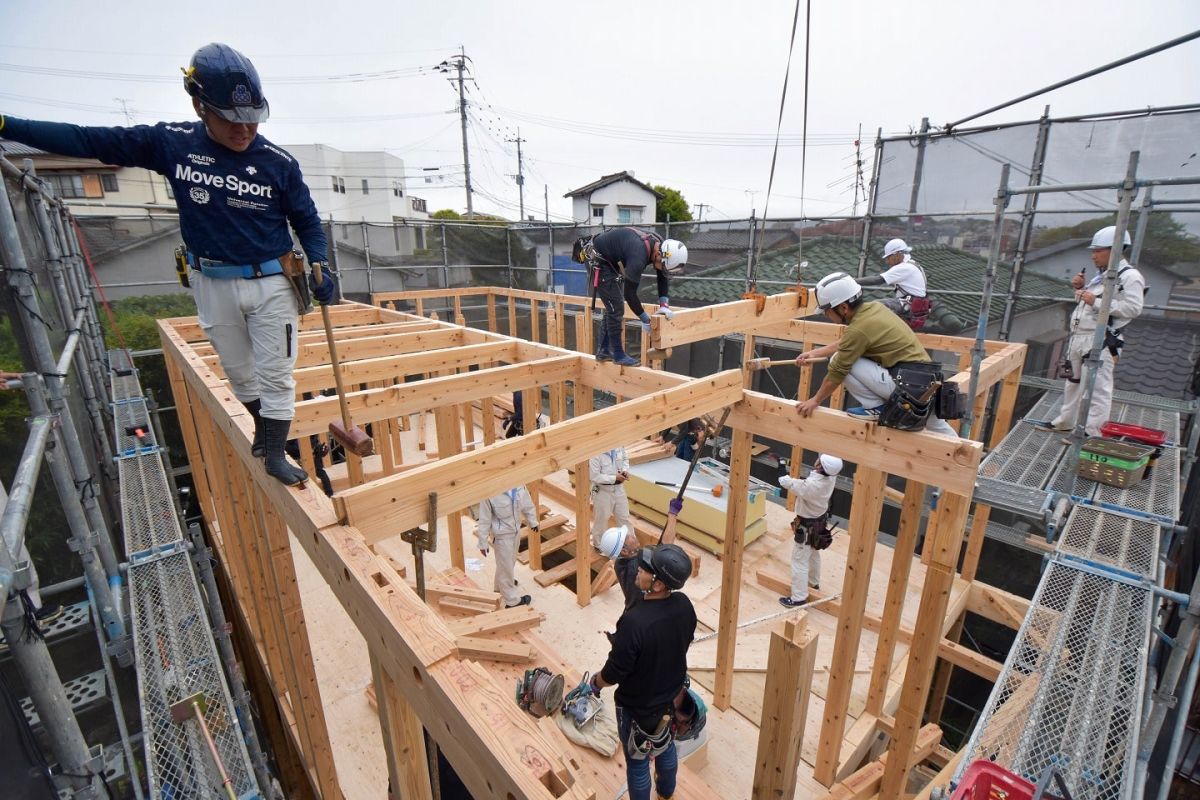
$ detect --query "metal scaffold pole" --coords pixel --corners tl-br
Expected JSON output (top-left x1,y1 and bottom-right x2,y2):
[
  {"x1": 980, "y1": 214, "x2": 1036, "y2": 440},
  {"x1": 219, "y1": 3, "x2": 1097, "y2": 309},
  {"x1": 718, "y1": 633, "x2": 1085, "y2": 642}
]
[
  {"x1": 0, "y1": 176, "x2": 124, "y2": 596},
  {"x1": 0, "y1": 415, "x2": 105, "y2": 799},
  {"x1": 997, "y1": 107, "x2": 1051, "y2": 342}
]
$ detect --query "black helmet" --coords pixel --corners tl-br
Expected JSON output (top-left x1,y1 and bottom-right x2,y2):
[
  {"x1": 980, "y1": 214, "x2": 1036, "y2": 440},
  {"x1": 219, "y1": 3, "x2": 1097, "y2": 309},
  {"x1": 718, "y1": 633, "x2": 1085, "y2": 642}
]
[
  {"x1": 183, "y1": 43, "x2": 269, "y2": 123},
  {"x1": 639, "y1": 544, "x2": 691, "y2": 591}
]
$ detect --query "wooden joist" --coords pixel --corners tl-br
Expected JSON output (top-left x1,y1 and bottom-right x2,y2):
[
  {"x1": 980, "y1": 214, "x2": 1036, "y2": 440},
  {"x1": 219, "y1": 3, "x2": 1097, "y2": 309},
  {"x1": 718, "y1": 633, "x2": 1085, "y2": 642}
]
[
  {"x1": 455, "y1": 635, "x2": 535, "y2": 663},
  {"x1": 446, "y1": 605, "x2": 545, "y2": 637}
]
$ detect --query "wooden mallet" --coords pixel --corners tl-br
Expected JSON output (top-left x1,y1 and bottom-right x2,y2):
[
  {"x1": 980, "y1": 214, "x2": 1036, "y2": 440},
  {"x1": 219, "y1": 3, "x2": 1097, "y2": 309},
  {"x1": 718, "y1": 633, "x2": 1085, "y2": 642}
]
[
  {"x1": 745, "y1": 356, "x2": 826, "y2": 372},
  {"x1": 312, "y1": 265, "x2": 373, "y2": 457}
]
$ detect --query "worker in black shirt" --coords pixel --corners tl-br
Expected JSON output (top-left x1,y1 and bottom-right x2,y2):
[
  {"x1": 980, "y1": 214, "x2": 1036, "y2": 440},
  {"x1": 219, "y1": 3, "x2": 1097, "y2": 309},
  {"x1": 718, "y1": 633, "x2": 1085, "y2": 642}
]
[
  {"x1": 574, "y1": 229, "x2": 688, "y2": 366},
  {"x1": 589, "y1": 543, "x2": 696, "y2": 800}
]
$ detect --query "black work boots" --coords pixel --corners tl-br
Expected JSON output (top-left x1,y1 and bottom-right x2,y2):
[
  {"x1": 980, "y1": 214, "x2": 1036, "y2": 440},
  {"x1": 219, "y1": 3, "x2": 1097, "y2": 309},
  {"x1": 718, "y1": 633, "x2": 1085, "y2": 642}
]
[
  {"x1": 261, "y1": 416, "x2": 308, "y2": 486},
  {"x1": 243, "y1": 399, "x2": 265, "y2": 458}
]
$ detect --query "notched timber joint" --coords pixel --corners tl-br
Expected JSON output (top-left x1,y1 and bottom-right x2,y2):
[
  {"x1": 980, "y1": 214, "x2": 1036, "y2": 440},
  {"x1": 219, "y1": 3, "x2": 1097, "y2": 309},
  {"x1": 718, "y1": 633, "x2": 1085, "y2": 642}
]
[{"x1": 787, "y1": 285, "x2": 810, "y2": 306}]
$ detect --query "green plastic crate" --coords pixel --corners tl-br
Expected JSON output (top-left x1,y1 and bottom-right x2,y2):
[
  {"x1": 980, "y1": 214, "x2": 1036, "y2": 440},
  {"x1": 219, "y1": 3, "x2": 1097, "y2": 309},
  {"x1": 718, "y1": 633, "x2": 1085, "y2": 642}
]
[{"x1": 1076, "y1": 437, "x2": 1154, "y2": 488}]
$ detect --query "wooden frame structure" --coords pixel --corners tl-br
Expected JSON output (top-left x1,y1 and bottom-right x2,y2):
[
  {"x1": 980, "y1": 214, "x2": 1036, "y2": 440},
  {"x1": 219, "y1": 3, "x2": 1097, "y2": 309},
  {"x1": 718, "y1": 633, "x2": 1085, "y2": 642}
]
[{"x1": 161, "y1": 285, "x2": 1027, "y2": 799}]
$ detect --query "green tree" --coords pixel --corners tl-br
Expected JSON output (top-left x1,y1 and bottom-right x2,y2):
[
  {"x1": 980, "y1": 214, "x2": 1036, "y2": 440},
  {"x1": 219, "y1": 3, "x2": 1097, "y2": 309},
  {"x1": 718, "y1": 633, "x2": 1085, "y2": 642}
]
[
  {"x1": 653, "y1": 185, "x2": 693, "y2": 224},
  {"x1": 1031, "y1": 213, "x2": 1200, "y2": 272}
]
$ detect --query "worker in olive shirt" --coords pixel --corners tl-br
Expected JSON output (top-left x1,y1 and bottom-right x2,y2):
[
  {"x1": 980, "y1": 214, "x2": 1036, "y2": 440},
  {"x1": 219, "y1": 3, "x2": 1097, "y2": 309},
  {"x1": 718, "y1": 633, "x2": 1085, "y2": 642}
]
[
  {"x1": 575, "y1": 228, "x2": 687, "y2": 366},
  {"x1": 589, "y1": 543, "x2": 695, "y2": 800},
  {"x1": 0, "y1": 43, "x2": 333, "y2": 486},
  {"x1": 795, "y1": 272, "x2": 957, "y2": 436}
]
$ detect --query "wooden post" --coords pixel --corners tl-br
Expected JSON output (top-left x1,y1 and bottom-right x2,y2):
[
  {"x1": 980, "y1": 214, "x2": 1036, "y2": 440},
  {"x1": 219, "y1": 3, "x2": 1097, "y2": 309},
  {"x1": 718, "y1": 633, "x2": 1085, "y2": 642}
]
[
  {"x1": 866, "y1": 479, "x2": 926, "y2": 716},
  {"x1": 751, "y1": 617, "x2": 819, "y2": 799},
  {"x1": 530, "y1": 297, "x2": 540, "y2": 343},
  {"x1": 370, "y1": 653, "x2": 433, "y2": 800},
  {"x1": 574, "y1": 308, "x2": 593, "y2": 358},
  {"x1": 814, "y1": 466, "x2": 887, "y2": 785},
  {"x1": 521, "y1": 386, "x2": 542, "y2": 570},
  {"x1": 433, "y1": 403, "x2": 466, "y2": 571},
  {"x1": 787, "y1": 341, "x2": 811, "y2": 513},
  {"x1": 879, "y1": 492, "x2": 972, "y2": 798},
  {"x1": 713, "y1": 426, "x2": 753, "y2": 709},
  {"x1": 507, "y1": 294, "x2": 517, "y2": 337},
  {"x1": 574, "y1": 457, "x2": 593, "y2": 607}
]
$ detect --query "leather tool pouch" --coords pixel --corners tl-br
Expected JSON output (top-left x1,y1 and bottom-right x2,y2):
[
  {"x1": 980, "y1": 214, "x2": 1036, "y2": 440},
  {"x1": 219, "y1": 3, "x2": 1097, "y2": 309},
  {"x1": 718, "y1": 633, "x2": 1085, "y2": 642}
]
[
  {"x1": 879, "y1": 364, "x2": 940, "y2": 432},
  {"x1": 280, "y1": 250, "x2": 311, "y2": 315}
]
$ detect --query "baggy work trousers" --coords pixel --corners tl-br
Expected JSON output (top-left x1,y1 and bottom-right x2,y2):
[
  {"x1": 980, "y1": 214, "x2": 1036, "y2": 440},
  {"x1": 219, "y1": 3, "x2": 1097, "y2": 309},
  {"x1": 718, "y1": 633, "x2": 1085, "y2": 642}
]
[
  {"x1": 596, "y1": 269, "x2": 626, "y2": 352},
  {"x1": 790, "y1": 540, "x2": 821, "y2": 601},
  {"x1": 491, "y1": 530, "x2": 520, "y2": 607},
  {"x1": 591, "y1": 484, "x2": 631, "y2": 546},
  {"x1": 1052, "y1": 331, "x2": 1115, "y2": 437},
  {"x1": 193, "y1": 271, "x2": 299, "y2": 420}
]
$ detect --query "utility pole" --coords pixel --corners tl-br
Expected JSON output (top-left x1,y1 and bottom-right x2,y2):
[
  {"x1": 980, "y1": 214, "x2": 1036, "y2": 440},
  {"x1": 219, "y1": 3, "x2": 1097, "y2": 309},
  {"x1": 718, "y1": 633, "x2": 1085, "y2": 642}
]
[
  {"x1": 852, "y1": 123, "x2": 863, "y2": 218},
  {"x1": 693, "y1": 203, "x2": 709, "y2": 222},
  {"x1": 507, "y1": 128, "x2": 526, "y2": 221},
  {"x1": 437, "y1": 49, "x2": 473, "y2": 217},
  {"x1": 114, "y1": 97, "x2": 134, "y2": 125},
  {"x1": 544, "y1": 184, "x2": 549, "y2": 223}
]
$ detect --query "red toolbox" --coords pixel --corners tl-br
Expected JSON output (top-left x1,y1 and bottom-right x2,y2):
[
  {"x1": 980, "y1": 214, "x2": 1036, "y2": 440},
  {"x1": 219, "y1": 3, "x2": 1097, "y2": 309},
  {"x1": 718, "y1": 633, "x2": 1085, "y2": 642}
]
[{"x1": 1099, "y1": 421, "x2": 1167, "y2": 446}]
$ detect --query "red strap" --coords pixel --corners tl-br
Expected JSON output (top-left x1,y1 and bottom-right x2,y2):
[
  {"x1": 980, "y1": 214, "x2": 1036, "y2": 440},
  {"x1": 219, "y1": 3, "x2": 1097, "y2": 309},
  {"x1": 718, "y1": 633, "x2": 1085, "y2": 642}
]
[{"x1": 70, "y1": 217, "x2": 129, "y2": 353}]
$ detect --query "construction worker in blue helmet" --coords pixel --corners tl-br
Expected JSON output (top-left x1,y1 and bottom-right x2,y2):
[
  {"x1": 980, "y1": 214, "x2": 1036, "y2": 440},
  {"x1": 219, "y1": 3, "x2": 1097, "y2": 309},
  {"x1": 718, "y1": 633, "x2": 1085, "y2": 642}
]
[{"x1": 1, "y1": 43, "x2": 336, "y2": 487}]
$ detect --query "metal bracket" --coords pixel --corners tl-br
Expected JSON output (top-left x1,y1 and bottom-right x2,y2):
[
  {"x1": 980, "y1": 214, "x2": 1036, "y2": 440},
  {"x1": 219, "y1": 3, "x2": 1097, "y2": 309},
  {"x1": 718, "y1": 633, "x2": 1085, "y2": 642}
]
[
  {"x1": 66, "y1": 530, "x2": 100, "y2": 553},
  {"x1": 401, "y1": 492, "x2": 438, "y2": 601},
  {"x1": 741, "y1": 291, "x2": 767, "y2": 314},
  {"x1": 787, "y1": 285, "x2": 810, "y2": 306}
]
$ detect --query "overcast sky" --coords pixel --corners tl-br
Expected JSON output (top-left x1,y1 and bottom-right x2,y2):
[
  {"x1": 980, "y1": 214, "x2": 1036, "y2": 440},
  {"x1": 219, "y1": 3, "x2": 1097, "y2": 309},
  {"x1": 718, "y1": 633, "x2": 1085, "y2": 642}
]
[{"x1": 3, "y1": 0, "x2": 1199, "y2": 223}]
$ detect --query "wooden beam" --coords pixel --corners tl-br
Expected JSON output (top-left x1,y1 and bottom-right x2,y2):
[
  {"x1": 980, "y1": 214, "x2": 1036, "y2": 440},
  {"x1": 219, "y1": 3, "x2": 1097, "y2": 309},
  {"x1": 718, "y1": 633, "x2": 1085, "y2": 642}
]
[
  {"x1": 818, "y1": 724, "x2": 941, "y2": 800},
  {"x1": 938, "y1": 640, "x2": 1002, "y2": 682},
  {"x1": 294, "y1": 328, "x2": 465, "y2": 367},
  {"x1": 730, "y1": 391, "x2": 982, "y2": 496},
  {"x1": 291, "y1": 355, "x2": 579, "y2": 437},
  {"x1": 445, "y1": 606, "x2": 544, "y2": 637},
  {"x1": 370, "y1": 655, "x2": 433, "y2": 800},
  {"x1": 455, "y1": 635, "x2": 535, "y2": 663},
  {"x1": 751, "y1": 618, "x2": 819, "y2": 799},
  {"x1": 651, "y1": 291, "x2": 811, "y2": 349},
  {"x1": 293, "y1": 341, "x2": 514, "y2": 395},
  {"x1": 866, "y1": 478, "x2": 926, "y2": 717},
  {"x1": 713, "y1": 427, "x2": 754, "y2": 710},
  {"x1": 966, "y1": 583, "x2": 1031, "y2": 629},
  {"x1": 333, "y1": 371, "x2": 744, "y2": 541},
  {"x1": 880, "y1": 492, "x2": 972, "y2": 798},
  {"x1": 815, "y1": 466, "x2": 886, "y2": 786}
]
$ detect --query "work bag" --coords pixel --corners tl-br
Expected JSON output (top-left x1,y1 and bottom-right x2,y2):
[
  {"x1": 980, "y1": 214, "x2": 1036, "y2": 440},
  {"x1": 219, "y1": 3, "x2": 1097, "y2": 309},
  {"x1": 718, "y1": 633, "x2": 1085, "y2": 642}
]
[{"x1": 791, "y1": 513, "x2": 832, "y2": 549}]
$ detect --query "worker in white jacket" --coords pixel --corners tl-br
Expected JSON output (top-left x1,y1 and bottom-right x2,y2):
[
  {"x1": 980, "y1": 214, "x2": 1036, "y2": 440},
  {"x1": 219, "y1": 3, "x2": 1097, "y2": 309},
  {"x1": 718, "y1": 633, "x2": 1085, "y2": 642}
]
[
  {"x1": 777, "y1": 454, "x2": 843, "y2": 608},
  {"x1": 589, "y1": 447, "x2": 632, "y2": 548},
  {"x1": 1037, "y1": 226, "x2": 1145, "y2": 437},
  {"x1": 477, "y1": 486, "x2": 539, "y2": 608}
]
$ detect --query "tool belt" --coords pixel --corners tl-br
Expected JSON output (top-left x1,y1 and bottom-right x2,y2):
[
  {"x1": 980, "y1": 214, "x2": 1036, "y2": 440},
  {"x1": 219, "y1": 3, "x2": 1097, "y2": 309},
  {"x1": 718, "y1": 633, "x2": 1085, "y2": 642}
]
[
  {"x1": 879, "y1": 362, "x2": 941, "y2": 431},
  {"x1": 670, "y1": 678, "x2": 707, "y2": 742},
  {"x1": 791, "y1": 512, "x2": 832, "y2": 549},
  {"x1": 623, "y1": 708, "x2": 674, "y2": 761},
  {"x1": 1104, "y1": 325, "x2": 1125, "y2": 359},
  {"x1": 906, "y1": 295, "x2": 933, "y2": 330}
]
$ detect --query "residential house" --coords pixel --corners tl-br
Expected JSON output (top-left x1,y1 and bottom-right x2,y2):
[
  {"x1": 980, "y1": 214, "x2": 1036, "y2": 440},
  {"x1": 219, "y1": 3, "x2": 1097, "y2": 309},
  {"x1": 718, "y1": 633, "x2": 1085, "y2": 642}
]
[{"x1": 564, "y1": 171, "x2": 660, "y2": 225}]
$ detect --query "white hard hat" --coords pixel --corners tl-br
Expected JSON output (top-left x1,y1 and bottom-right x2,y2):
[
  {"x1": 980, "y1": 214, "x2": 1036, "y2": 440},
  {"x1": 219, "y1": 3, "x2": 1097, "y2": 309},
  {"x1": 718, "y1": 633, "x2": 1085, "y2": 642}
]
[
  {"x1": 815, "y1": 272, "x2": 863, "y2": 310},
  {"x1": 883, "y1": 238, "x2": 911, "y2": 258},
  {"x1": 818, "y1": 454, "x2": 844, "y2": 476},
  {"x1": 661, "y1": 239, "x2": 688, "y2": 269},
  {"x1": 1089, "y1": 226, "x2": 1131, "y2": 250},
  {"x1": 598, "y1": 525, "x2": 629, "y2": 560}
]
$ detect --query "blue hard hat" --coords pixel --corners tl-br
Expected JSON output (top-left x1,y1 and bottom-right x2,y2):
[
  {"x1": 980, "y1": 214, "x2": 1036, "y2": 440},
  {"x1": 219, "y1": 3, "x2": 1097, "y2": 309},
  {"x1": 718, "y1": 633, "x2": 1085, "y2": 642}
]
[{"x1": 183, "y1": 43, "x2": 269, "y2": 123}]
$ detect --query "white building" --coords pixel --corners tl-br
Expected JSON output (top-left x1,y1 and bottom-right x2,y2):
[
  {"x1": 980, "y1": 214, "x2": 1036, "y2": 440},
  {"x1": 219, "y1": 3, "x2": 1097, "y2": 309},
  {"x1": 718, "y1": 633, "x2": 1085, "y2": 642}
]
[
  {"x1": 285, "y1": 144, "x2": 429, "y2": 224},
  {"x1": 564, "y1": 171, "x2": 661, "y2": 226}
]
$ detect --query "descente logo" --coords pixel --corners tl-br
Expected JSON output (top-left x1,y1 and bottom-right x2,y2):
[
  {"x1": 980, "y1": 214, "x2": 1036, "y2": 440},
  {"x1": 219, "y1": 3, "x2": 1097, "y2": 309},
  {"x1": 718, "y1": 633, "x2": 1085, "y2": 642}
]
[{"x1": 174, "y1": 164, "x2": 273, "y2": 199}]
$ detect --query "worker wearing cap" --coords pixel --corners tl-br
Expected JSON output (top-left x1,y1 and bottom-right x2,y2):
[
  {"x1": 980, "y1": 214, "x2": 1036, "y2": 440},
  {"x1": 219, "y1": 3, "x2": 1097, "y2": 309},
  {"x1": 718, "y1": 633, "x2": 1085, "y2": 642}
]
[
  {"x1": 1037, "y1": 225, "x2": 1145, "y2": 437},
  {"x1": 477, "y1": 485, "x2": 539, "y2": 608},
  {"x1": 574, "y1": 229, "x2": 688, "y2": 367},
  {"x1": 856, "y1": 238, "x2": 934, "y2": 330},
  {"x1": 795, "y1": 272, "x2": 958, "y2": 436},
  {"x1": 590, "y1": 446, "x2": 633, "y2": 549},
  {"x1": 589, "y1": 543, "x2": 696, "y2": 800},
  {"x1": 0, "y1": 43, "x2": 333, "y2": 487},
  {"x1": 777, "y1": 454, "x2": 842, "y2": 608},
  {"x1": 597, "y1": 497, "x2": 684, "y2": 608}
]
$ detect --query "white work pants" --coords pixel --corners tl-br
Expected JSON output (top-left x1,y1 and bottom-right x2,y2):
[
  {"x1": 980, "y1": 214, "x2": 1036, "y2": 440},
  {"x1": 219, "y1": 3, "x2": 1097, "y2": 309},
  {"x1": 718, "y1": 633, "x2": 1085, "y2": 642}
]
[
  {"x1": 840, "y1": 358, "x2": 957, "y2": 437},
  {"x1": 790, "y1": 540, "x2": 821, "y2": 601},
  {"x1": 1052, "y1": 332, "x2": 1114, "y2": 437},
  {"x1": 193, "y1": 271, "x2": 299, "y2": 420},
  {"x1": 491, "y1": 531, "x2": 520, "y2": 606},
  {"x1": 590, "y1": 485, "x2": 631, "y2": 545}
]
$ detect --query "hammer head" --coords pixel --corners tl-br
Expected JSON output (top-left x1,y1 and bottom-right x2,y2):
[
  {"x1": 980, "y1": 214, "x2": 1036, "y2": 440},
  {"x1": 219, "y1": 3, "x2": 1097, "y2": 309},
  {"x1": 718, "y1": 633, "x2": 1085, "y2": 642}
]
[{"x1": 330, "y1": 420, "x2": 374, "y2": 457}]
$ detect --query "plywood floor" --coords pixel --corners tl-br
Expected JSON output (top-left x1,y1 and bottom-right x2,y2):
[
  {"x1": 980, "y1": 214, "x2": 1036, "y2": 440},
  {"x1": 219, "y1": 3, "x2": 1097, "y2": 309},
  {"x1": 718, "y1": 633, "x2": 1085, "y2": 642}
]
[{"x1": 293, "y1": 416, "x2": 946, "y2": 799}]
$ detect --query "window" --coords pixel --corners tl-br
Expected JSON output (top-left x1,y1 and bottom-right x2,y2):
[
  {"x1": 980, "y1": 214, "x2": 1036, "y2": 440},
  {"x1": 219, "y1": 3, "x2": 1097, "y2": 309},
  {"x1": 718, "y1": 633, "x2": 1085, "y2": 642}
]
[
  {"x1": 100, "y1": 174, "x2": 119, "y2": 192},
  {"x1": 412, "y1": 197, "x2": 427, "y2": 213},
  {"x1": 331, "y1": 176, "x2": 339, "y2": 192},
  {"x1": 392, "y1": 180, "x2": 404, "y2": 198},
  {"x1": 591, "y1": 205, "x2": 604, "y2": 221},
  {"x1": 617, "y1": 206, "x2": 643, "y2": 225},
  {"x1": 330, "y1": 176, "x2": 346, "y2": 194},
  {"x1": 361, "y1": 179, "x2": 369, "y2": 195},
  {"x1": 339, "y1": 177, "x2": 346, "y2": 194}
]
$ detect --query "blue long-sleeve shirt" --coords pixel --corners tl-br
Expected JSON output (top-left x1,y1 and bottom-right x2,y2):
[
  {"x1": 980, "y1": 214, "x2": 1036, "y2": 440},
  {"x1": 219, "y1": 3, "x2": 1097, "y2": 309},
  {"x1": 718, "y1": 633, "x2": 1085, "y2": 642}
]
[{"x1": 1, "y1": 116, "x2": 327, "y2": 265}]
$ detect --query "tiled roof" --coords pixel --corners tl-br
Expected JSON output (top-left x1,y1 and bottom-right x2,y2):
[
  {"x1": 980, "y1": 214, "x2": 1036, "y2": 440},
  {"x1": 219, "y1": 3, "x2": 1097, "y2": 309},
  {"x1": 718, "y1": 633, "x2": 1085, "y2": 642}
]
[
  {"x1": 564, "y1": 171, "x2": 663, "y2": 199},
  {"x1": 0, "y1": 138, "x2": 46, "y2": 156},
  {"x1": 1112, "y1": 317, "x2": 1200, "y2": 400},
  {"x1": 669, "y1": 239, "x2": 1067, "y2": 323}
]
